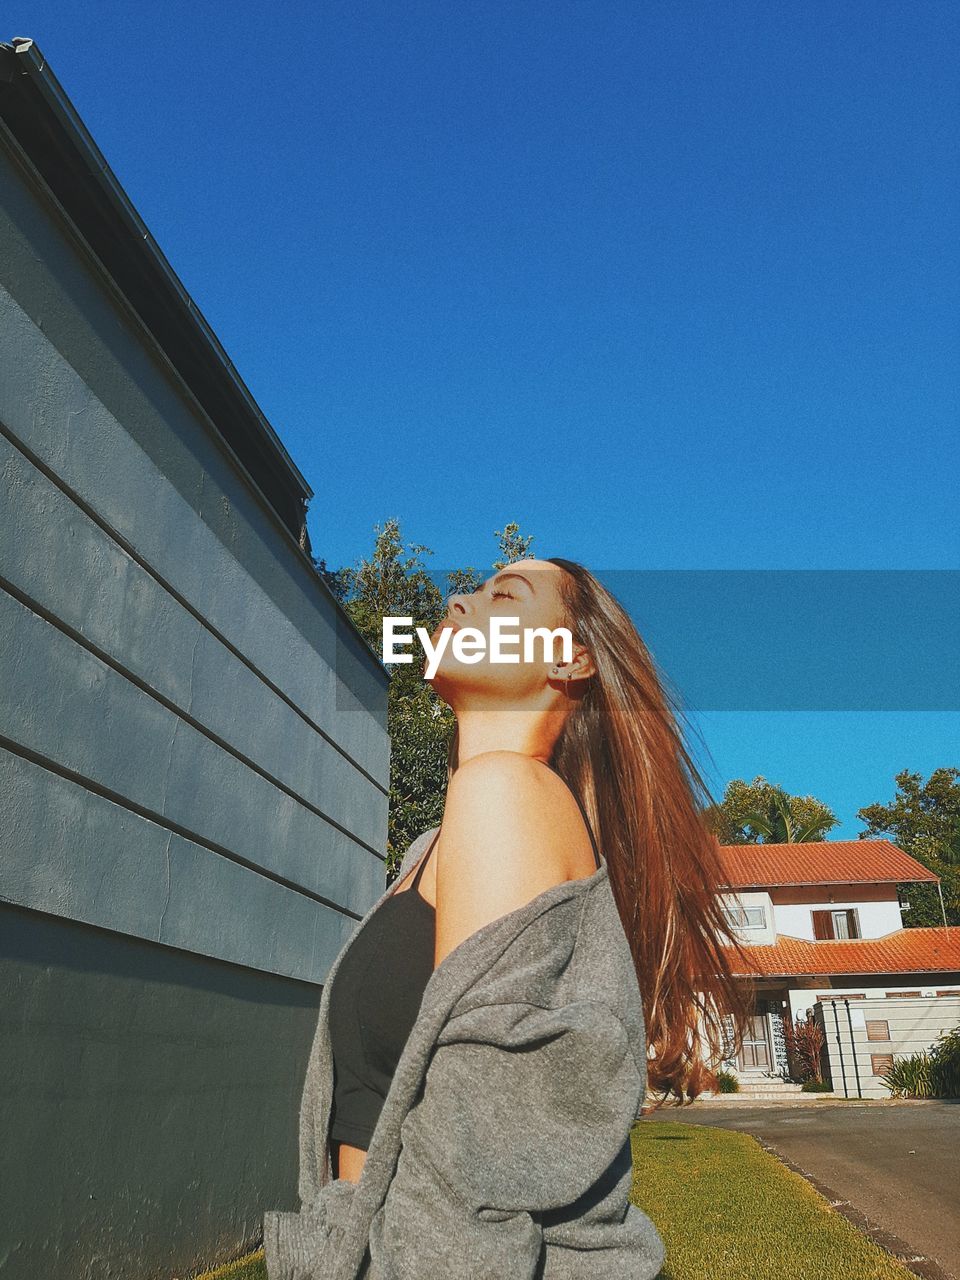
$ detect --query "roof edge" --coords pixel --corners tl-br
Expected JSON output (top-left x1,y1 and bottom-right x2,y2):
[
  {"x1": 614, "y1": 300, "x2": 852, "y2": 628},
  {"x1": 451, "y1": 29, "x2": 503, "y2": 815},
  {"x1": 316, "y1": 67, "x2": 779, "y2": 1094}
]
[
  {"x1": 721, "y1": 877, "x2": 939, "y2": 889},
  {"x1": 0, "y1": 37, "x2": 313, "y2": 519}
]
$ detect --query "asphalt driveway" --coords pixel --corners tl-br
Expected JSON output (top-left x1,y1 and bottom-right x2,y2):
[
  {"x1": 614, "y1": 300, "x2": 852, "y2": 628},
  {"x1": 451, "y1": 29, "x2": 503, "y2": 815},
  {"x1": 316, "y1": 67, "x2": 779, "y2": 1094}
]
[{"x1": 666, "y1": 1100, "x2": 960, "y2": 1280}]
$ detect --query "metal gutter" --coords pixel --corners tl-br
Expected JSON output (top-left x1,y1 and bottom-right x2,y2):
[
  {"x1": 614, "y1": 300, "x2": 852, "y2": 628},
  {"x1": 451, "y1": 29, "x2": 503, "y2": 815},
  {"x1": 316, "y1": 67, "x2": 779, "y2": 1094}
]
[{"x1": 723, "y1": 874, "x2": 941, "y2": 889}]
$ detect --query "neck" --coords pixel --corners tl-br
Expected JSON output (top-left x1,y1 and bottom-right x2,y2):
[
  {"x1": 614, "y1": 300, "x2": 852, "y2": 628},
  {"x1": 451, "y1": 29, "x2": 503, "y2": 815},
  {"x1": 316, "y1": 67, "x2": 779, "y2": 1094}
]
[{"x1": 453, "y1": 704, "x2": 566, "y2": 768}]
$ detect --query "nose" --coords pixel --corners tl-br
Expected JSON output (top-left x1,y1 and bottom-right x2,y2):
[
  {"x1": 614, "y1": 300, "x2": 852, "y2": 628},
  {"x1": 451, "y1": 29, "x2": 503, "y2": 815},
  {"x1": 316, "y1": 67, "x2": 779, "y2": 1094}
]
[{"x1": 446, "y1": 593, "x2": 469, "y2": 617}]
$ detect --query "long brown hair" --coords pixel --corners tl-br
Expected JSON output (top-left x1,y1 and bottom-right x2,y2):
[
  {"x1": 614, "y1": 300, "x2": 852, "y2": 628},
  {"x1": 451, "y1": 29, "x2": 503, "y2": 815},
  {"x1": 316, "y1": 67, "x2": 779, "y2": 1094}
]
[{"x1": 446, "y1": 558, "x2": 755, "y2": 1105}]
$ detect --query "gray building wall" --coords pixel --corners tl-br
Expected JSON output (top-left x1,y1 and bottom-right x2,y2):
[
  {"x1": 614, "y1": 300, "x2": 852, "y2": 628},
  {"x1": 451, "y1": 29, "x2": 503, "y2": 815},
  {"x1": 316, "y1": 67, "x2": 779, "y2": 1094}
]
[{"x1": 1, "y1": 115, "x2": 389, "y2": 1279}]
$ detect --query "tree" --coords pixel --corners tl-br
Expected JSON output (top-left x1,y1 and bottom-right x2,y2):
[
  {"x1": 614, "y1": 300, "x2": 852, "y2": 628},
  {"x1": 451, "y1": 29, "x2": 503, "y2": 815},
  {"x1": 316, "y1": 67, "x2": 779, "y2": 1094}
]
[
  {"x1": 704, "y1": 776, "x2": 839, "y2": 845},
  {"x1": 318, "y1": 519, "x2": 532, "y2": 879},
  {"x1": 493, "y1": 521, "x2": 535, "y2": 568},
  {"x1": 740, "y1": 784, "x2": 837, "y2": 844},
  {"x1": 312, "y1": 555, "x2": 351, "y2": 604},
  {"x1": 857, "y1": 768, "x2": 960, "y2": 927}
]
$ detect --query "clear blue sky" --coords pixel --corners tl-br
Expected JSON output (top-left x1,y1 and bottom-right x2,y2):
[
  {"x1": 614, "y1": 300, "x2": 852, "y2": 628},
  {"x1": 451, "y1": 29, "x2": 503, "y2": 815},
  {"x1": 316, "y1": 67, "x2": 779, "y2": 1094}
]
[{"x1": 9, "y1": 2, "x2": 958, "y2": 839}]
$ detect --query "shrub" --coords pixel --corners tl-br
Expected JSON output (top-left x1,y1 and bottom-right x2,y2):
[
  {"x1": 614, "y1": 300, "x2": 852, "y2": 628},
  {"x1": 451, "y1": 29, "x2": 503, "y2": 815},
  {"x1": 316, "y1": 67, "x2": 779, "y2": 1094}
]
[
  {"x1": 881, "y1": 1052, "x2": 934, "y2": 1098},
  {"x1": 714, "y1": 1069, "x2": 740, "y2": 1093},
  {"x1": 782, "y1": 1011, "x2": 825, "y2": 1083},
  {"x1": 930, "y1": 1023, "x2": 960, "y2": 1097},
  {"x1": 800, "y1": 1080, "x2": 833, "y2": 1092},
  {"x1": 883, "y1": 1022, "x2": 960, "y2": 1098}
]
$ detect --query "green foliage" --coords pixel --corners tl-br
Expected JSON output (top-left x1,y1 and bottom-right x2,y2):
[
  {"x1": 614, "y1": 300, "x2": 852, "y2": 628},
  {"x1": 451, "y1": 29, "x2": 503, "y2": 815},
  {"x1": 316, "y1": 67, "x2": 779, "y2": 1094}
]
[
  {"x1": 311, "y1": 555, "x2": 352, "y2": 604},
  {"x1": 882, "y1": 1022, "x2": 960, "y2": 1098},
  {"x1": 857, "y1": 768, "x2": 960, "y2": 927},
  {"x1": 714, "y1": 1069, "x2": 740, "y2": 1093},
  {"x1": 858, "y1": 767, "x2": 960, "y2": 862},
  {"x1": 492, "y1": 521, "x2": 535, "y2": 568},
  {"x1": 318, "y1": 518, "x2": 534, "y2": 876},
  {"x1": 800, "y1": 1080, "x2": 833, "y2": 1092},
  {"x1": 704, "y1": 776, "x2": 839, "y2": 845},
  {"x1": 330, "y1": 519, "x2": 449, "y2": 649},
  {"x1": 881, "y1": 1051, "x2": 935, "y2": 1098},
  {"x1": 324, "y1": 519, "x2": 453, "y2": 872},
  {"x1": 929, "y1": 1023, "x2": 960, "y2": 1097},
  {"x1": 385, "y1": 678, "x2": 453, "y2": 869}
]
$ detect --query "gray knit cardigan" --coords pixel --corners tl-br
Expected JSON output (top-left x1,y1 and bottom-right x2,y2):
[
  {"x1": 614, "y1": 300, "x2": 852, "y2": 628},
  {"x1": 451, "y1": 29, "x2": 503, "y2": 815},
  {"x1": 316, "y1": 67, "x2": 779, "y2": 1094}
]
[{"x1": 262, "y1": 827, "x2": 666, "y2": 1279}]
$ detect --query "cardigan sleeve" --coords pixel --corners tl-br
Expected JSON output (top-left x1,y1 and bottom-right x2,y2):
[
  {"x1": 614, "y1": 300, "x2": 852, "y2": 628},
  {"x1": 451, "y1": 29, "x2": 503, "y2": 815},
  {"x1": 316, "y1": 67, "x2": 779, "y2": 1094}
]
[{"x1": 364, "y1": 997, "x2": 643, "y2": 1278}]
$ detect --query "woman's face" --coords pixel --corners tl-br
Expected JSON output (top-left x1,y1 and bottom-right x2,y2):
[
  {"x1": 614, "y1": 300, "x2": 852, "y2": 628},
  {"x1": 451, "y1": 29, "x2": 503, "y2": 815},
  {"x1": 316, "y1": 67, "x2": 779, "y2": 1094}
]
[{"x1": 426, "y1": 558, "x2": 573, "y2": 708}]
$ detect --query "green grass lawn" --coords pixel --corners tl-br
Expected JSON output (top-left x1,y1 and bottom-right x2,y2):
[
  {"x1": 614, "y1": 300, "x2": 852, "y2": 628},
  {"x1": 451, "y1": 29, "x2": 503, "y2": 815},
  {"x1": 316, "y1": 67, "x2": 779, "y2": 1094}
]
[
  {"x1": 193, "y1": 1256, "x2": 266, "y2": 1280},
  {"x1": 190, "y1": 1120, "x2": 913, "y2": 1280},
  {"x1": 631, "y1": 1119, "x2": 913, "y2": 1279}
]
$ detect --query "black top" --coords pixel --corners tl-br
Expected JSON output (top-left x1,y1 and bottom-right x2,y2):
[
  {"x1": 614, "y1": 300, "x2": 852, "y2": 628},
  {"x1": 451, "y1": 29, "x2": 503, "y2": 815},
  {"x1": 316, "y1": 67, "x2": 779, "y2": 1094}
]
[
  {"x1": 327, "y1": 764, "x2": 602, "y2": 1152},
  {"x1": 327, "y1": 833, "x2": 438, "y2": 1150}
]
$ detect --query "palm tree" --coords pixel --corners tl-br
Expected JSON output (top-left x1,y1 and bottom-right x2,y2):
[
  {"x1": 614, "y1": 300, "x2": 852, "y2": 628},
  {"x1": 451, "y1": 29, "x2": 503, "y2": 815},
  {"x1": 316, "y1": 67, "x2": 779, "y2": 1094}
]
[{"x1": 742, "y1": 785, "x2": 827, "y2": 844}]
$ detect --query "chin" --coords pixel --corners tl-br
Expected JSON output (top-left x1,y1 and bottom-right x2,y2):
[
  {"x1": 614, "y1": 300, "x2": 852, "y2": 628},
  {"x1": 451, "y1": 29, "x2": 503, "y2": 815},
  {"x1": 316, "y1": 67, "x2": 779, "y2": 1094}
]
[{"x1": 430, "y1": 662, "x2": 537, "y2": 710}]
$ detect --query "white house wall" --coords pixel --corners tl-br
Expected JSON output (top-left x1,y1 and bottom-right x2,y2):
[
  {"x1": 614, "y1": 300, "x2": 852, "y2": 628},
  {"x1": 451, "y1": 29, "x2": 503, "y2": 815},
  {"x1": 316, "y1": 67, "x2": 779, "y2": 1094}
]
[
  {"x1": 723, "y1": 885, "x2": 905, "y2": 945},
  {"x1": 719, "y1": 891, "x2": 776, "y2": 944},
  {"x1": 773, "y1": 895, "x2": 903, "y2": 940},
  {"x1": 771, "y1": 883, "x2": 906, "y2": 938}
]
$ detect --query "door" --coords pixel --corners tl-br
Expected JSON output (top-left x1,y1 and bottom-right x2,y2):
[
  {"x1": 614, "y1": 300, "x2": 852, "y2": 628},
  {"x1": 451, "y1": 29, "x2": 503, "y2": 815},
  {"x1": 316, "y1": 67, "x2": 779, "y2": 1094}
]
[{"x1": 738, "y1": 1014, "x2": 772, "y2": 1070}]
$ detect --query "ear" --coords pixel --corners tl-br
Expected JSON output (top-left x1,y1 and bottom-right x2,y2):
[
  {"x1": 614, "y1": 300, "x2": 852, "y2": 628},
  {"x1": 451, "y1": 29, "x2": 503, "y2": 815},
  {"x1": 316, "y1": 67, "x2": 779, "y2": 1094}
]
[{"x1": 550, "y1": 644, "x2": 595, "y2": 684}]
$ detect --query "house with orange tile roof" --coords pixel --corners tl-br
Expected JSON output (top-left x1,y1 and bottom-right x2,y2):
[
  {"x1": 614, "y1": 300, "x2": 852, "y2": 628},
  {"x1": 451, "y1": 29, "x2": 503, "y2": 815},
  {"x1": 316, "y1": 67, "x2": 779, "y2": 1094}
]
[{"x1": 712, "y1": 840, "x2": 960, "y2": 1088}]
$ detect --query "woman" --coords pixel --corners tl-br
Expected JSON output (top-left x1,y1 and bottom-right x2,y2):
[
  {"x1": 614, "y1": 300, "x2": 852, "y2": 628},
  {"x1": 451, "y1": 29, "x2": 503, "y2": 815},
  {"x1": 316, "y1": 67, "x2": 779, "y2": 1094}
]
[{"x1": 264, "y1": 557, "x2": 753, "y2": 1280}]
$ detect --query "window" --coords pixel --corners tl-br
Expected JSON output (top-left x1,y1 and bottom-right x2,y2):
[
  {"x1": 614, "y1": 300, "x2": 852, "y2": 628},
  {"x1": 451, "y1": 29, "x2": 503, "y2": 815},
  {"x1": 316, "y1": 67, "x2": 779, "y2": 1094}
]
[
  {"x1": 811, "y1": 908, "x2": 861, "y2": 940},
  {"x1": 870, "y1": 1053, "x2": 894, "y2": 1076},
  {"x1": 865, "y1": 1020, "x2": 890, "y2": 1041},
  {"x1": 722, "y1": 902, "x2": 766, "y2": 929},
  {"x1": 885, "y1": 991, "x2": 921, "y2": 998}
]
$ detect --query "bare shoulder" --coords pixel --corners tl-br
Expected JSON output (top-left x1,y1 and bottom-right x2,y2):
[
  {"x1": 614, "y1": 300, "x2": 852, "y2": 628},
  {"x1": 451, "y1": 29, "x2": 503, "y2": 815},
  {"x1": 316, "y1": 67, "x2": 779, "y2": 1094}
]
[
  {"x1": 446, "y1": 747, "x2": 552, "y2": 808},
  {"x1": 434, "y1": 752, "x2": 594, "y2": 967}
]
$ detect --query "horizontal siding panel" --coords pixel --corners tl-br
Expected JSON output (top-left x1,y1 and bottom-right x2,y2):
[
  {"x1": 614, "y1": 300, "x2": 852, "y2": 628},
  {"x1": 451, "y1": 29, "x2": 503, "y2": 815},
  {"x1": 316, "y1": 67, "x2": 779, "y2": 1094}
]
[
  {"x1": 0, "y1": 284, "x2": 388, "y2": 780},
  {"x1": 0, "y1": 748, "x2": 359, "y2": 981},
  {"x1": 879, "y1": 1010, "x2": 960, "y2": 1035},
  {"x1": 823, "y1": 998, "x2": 960, "y2": 1053},
  {"x1": 0, "y1": 432, "x2": 386, "y2": 850},
  {"x1": 816, "y1": 994, "x2": 960, "y2": 1097},
  {"x1": 1, "y1": 590, "x2": 385, "y2": 912}
]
